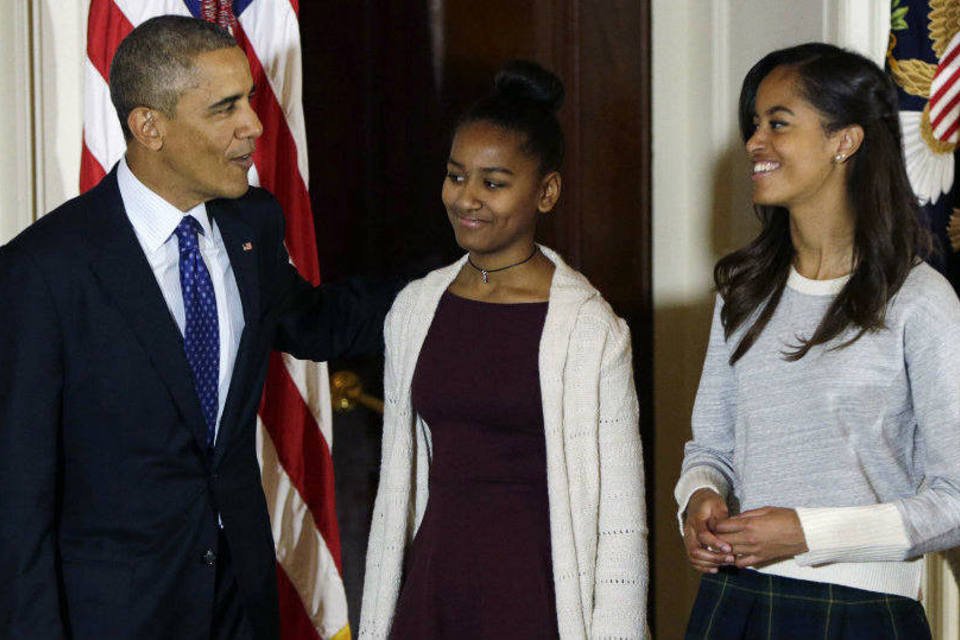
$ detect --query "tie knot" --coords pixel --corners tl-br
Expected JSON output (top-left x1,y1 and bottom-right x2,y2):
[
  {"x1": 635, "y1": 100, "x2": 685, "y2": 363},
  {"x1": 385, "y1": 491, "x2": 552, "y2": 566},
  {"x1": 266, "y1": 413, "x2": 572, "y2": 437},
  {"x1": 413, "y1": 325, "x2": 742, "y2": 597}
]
[{"x1": 174, "y1": 216, "x2": 204, "y2": 251}]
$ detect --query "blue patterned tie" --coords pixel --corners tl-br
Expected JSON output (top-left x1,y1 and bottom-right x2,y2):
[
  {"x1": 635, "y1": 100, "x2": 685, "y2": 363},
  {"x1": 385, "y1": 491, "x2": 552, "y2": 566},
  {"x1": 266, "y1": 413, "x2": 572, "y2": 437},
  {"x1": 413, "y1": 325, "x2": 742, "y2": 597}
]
[{"x1": 174, "y1": 216, "x2": 220, "y2": 451}]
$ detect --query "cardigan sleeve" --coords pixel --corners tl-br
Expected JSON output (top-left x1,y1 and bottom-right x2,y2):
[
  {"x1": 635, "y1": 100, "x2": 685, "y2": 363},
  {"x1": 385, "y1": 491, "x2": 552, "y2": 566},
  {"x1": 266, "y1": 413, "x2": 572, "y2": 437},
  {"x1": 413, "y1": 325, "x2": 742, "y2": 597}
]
[
  {"x1": 674, "y1": 296, "x2": 737, "y2": 532},
  {"x1": 359, "y1": 286, "x2": 413, "y2": 639},
  {"x1": 591, "y1": 316, "x2": 648, "y2": 639}
]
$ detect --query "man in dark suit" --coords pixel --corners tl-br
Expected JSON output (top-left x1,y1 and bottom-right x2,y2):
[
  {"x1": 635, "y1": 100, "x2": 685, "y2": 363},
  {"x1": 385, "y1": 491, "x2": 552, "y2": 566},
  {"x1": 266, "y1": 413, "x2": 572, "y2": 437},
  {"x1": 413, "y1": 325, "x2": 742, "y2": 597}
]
[{"x1": 0, "y1": 16, "x2": 392, "y2": 640}]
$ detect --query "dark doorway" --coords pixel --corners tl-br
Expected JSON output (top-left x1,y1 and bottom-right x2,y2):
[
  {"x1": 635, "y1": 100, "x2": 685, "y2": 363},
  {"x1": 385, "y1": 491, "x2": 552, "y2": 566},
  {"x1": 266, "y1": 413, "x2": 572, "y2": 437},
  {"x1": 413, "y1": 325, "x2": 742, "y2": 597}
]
[{"x1": 299, "y1": 1, "x2": 651, "y2": 631}]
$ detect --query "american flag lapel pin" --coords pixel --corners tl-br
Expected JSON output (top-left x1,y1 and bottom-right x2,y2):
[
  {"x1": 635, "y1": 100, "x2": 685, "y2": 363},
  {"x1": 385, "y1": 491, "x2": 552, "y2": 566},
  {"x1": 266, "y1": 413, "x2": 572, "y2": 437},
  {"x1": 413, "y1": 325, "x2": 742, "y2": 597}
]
[{"x1": 242, "y1": 241, "x2": 253, "y2": 252}]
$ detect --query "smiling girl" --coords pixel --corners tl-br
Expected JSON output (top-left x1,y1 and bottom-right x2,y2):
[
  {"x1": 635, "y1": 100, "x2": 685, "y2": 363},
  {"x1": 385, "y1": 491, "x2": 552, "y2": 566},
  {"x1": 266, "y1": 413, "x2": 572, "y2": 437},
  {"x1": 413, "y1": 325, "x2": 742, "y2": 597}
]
[
  {"x1": 359, "y1": 61, "x2": 647, "y2": 639},
  {"x1": 676, "y1": 43, "x2": 960, "y2": 639}
]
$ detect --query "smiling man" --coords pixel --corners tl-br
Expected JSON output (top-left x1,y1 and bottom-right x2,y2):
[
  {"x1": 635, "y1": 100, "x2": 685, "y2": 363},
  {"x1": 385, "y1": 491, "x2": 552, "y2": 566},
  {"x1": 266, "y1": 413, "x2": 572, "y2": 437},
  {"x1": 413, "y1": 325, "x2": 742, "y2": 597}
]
[{"x1": 0, "y1": 16, "x2": 392, "y2": 640}]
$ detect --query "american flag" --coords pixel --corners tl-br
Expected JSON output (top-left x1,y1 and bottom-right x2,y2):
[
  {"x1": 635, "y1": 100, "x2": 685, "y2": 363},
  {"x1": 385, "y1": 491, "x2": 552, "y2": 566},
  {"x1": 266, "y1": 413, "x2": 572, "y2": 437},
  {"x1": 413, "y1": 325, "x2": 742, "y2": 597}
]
[
  {"x1": 80, "y1": 2, "x2": 350, "y2": 639},
  {"x1": 887, "y1": 0, "x2": 960, "y2": 295},
  {"x1": 929, "y1": 32, "x2": 960, "y2": 145}
]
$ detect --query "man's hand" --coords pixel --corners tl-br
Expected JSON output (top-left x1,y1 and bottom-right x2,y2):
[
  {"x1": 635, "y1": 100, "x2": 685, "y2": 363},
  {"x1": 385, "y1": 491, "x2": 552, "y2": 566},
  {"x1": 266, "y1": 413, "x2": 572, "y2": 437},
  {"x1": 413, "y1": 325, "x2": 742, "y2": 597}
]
[
  {"x1": 682, "y1": 488, "x2": 735, "y2": 573},
  {"x1": 947, "y1": 208, "x2": 960, "y2": 253},
  {"x1": 713, "y1": 506, "x2": 808, "y2": 568}
]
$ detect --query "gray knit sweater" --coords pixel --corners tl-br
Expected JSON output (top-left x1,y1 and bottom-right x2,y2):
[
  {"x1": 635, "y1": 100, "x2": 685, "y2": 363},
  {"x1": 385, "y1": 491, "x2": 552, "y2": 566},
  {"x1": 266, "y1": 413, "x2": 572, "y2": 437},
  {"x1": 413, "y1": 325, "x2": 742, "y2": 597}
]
[{"x1": 675, "y1": 263, "x2": 960, "y2": 599}]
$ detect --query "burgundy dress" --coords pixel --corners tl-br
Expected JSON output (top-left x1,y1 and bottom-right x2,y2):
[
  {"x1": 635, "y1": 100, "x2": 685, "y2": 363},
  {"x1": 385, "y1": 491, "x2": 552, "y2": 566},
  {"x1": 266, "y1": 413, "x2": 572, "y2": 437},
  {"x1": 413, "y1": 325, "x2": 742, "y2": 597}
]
[{"x1": 388, "y1": 291, "x2": 558, "y2": 639}]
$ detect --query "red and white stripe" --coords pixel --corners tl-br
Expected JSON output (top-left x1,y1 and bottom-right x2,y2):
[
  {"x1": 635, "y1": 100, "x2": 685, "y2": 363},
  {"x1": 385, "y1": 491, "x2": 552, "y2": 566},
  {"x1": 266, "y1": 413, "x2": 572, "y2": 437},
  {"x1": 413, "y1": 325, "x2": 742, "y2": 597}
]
[
  {"x1": 929, "y1": 31, "x2": 960, "y2": 145},
  {"x1": 81, "y1": 2, "x2": 350, "y2": 639}
]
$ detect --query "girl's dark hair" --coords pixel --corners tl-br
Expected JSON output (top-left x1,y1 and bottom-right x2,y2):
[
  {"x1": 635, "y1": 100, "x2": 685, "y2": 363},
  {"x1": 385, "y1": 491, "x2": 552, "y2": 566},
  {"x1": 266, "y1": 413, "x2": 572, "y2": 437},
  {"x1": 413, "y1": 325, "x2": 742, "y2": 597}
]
[
  {"x1": 459, "y1": 60, "x2": 565, "y2": 174},
  {"x1": 719, "y1": 42, "x2": 930, "y2": 364}
]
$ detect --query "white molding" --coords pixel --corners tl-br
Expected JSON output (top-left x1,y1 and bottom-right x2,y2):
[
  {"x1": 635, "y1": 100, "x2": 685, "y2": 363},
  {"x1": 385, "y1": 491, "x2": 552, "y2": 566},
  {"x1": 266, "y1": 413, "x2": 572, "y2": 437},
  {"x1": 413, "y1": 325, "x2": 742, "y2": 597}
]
[
  {"x1": 31, "y1": 0, "x2": 45, "y2": 218},
  {"x1": 0, "y1": 0, "x2": 87, "y2": 239},
  {"x1": 825, "y1": 0, "x2": 890, "y2": 62},
  {"x1": 710, "y1": 0, "x2": 731, "y2": 154},
  {"x1": 822, "y1": 0, "x2": 838, "y2": 45},
  {"x1": 0, "y1": 1, "x2": 36, "y2": 244},
  {"x1": 32, "y1": 0, "x2": 88, "y2": 216}
]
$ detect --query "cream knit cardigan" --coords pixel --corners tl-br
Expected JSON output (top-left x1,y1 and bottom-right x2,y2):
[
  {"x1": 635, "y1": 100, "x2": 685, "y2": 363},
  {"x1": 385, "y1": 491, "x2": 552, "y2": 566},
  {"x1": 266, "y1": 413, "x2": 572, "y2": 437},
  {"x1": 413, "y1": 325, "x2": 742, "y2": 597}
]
[{"x1": 358, "y1": 246, "x2": 647, "y2": 639}]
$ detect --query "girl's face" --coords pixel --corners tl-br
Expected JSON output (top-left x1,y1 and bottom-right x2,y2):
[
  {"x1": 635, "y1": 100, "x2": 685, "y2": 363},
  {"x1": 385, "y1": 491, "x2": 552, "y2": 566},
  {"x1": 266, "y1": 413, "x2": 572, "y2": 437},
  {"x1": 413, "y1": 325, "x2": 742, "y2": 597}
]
[
  {"x1": 745, "y1": 65, "x2": 848, "y2": 215},
  {"x1": 442, "y1": 120, "x2": 559, "y2": 258}
]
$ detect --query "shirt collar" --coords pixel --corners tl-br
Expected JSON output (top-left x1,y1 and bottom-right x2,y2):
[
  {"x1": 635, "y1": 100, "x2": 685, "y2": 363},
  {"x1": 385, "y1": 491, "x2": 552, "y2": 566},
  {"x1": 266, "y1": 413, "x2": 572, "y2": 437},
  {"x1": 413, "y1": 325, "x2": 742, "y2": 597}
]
[
  {"x1": 117, "y1": 156, "x2": 212, "y2": 253},
  {"x1": 786, "y1": 265, "x2": 850, "y2": 296}
]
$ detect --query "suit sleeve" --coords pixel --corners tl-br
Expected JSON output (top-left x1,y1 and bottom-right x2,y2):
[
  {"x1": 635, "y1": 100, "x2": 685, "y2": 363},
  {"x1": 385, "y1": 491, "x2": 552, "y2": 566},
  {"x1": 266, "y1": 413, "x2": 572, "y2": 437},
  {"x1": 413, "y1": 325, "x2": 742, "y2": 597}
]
[
  {"x1": 0, "y1": 243, "x2": 67, "y2": 638},
  {"x1": 264, "y1": 204, "x2": 402, "y2": 361},
  {"x1": 592, "y1": 317, "x2": 648, "y2": 638}
]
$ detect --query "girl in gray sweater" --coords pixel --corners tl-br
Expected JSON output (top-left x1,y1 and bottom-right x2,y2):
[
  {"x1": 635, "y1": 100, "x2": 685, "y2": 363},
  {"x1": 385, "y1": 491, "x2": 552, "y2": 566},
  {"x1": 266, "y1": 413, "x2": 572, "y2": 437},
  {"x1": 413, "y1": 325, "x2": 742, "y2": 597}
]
[{"x1": 676, "y1": 43, "x2": 960, "y2": 639}]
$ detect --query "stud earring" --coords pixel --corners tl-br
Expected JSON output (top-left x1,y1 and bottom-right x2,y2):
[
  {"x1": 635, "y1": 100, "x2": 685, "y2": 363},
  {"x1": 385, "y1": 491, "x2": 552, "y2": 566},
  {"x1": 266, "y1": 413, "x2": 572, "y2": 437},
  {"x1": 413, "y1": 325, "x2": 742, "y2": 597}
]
[{"x1": 834, "y1": 153, "x2": 846, "y2": 163}]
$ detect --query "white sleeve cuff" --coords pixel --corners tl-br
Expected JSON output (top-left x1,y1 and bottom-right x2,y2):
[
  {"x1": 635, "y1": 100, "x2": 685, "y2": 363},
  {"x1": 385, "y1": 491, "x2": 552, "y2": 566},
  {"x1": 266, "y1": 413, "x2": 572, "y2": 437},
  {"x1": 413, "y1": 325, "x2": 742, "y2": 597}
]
[
  {"x1": 673, "y1": 466, "x2": 730, "y2": 537},
  {"x1": 795, "y1": 503, "x2": 911, "y2": 565}
]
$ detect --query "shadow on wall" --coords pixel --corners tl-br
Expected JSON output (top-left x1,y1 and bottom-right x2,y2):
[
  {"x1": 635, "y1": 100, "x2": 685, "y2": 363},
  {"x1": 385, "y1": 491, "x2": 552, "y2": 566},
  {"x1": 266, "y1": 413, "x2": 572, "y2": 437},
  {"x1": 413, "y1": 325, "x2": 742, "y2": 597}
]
[
  {"x1": 653, "y1": 297, "x2": 713, "y2": 639},
  {"x1": 653, "y1": 138, "x2": 758, "y2": 639},
  {"x1": 712, "y1": 141, "x2": 758, "y2": 260}
]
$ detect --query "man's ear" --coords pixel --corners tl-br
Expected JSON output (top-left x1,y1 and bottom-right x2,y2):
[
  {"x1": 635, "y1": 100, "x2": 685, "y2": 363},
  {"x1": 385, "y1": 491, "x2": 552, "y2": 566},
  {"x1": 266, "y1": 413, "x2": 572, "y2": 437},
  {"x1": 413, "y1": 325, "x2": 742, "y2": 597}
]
[
  {"x1": 127, "y1": 107, "x2": 164, "y2": 151},
  {"x1": 538, "y1": 171, "x2": 562, "y2": 213}
]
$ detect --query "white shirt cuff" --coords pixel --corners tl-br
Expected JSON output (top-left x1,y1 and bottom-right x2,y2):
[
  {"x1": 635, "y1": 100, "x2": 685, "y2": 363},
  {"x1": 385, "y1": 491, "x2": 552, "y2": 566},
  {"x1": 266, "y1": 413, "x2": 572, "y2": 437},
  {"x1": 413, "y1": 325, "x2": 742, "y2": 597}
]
[
  {"x1": 795, "y1": 503, "x2": 911, "y2": 565},
  {"x1": 673, "y1": 466, "x2": 730, "y2": 536}
]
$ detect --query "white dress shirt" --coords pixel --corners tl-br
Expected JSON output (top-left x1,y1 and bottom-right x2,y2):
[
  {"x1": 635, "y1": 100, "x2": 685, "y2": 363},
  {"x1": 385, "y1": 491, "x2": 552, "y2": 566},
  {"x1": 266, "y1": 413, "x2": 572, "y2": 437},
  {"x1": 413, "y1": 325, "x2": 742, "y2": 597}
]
[{"x1": 117, "y1": 157, "x2": 245, "y2": 443}]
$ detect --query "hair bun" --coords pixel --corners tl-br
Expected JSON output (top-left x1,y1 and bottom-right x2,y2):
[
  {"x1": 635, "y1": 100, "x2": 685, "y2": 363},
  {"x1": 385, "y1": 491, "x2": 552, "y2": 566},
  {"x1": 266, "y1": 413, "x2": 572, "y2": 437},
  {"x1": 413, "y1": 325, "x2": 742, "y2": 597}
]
[{"x1": 494, "y1": 60, "x2": 564, "y2": 113}]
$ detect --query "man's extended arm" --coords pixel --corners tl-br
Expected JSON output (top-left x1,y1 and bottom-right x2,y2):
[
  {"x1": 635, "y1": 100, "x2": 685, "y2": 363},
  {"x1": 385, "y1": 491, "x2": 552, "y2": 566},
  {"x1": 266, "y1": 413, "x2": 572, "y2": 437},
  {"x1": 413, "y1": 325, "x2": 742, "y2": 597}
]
[
  {"x1": 274, "y1": 270, "x2": 401, "y2": 361},
  {"x1": 262, "y1": 198, "x2": 401, "y2": 361}
]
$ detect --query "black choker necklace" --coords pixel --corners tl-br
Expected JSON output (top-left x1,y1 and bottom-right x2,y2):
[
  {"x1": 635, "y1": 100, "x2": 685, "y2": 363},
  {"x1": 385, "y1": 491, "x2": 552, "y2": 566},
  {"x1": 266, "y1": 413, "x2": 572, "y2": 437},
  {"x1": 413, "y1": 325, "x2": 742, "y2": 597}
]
[{"x1": 468, "y1": 247, "x2": 539, "y2": 284}]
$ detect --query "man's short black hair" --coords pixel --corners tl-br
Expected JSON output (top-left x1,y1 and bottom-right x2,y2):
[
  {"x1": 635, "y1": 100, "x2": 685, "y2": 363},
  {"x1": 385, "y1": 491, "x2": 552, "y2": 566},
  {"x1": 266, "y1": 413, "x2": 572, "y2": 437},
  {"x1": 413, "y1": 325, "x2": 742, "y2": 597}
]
[{"x1": 109, "y1": 15, "x2": 237, "y2": 139}]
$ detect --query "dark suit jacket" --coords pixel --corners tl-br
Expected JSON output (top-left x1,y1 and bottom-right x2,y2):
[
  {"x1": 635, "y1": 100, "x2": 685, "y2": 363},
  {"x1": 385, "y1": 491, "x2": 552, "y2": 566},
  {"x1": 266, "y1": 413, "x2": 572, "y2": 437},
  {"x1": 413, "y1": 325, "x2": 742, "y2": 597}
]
[{"x1": 0, "y1": 170, "x2": 393, "y2": 640}]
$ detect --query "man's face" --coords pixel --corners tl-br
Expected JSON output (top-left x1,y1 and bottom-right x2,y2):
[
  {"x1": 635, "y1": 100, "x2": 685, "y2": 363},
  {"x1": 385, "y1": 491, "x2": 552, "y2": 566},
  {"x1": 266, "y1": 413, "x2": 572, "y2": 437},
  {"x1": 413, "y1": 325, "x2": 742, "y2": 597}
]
[{"x1": 155, "y1": 46, "x2": 262, "y2": 210}]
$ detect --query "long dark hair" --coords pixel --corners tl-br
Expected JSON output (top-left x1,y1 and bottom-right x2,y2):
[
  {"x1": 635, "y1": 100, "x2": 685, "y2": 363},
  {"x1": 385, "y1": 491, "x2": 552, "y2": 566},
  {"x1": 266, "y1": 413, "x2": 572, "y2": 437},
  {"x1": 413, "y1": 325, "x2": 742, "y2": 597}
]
[{"x1": 718, "y1": 42, "x2": 929, "y2": 364}]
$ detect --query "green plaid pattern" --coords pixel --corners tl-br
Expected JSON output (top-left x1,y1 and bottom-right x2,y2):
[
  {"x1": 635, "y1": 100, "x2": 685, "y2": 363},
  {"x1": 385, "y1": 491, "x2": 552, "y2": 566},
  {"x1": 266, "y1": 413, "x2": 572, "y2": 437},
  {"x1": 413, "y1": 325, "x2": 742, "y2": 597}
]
[{"x1": 684, "y1": 568, "x2": 931, "y2": 639}]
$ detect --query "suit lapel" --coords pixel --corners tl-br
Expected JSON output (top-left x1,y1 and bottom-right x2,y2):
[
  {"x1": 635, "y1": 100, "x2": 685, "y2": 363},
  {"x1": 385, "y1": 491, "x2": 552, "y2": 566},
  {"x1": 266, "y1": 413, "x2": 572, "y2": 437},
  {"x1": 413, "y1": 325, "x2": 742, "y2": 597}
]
[
  {"x1": 85, "y1": 172, "x2": 210, "y2": 454},
  {"x1": 211, "y1": 201, "x2": 260, "y2": 327},
  {"x1": 209, "y1": 200, "x2": 260, "y2": 458}
]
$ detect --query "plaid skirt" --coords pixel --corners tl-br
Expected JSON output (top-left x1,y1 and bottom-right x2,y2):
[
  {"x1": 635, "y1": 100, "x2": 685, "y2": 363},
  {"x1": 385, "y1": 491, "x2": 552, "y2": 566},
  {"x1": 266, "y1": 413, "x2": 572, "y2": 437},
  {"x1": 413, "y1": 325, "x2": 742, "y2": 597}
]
[{"x1": 684, "y1": 568, "x2": 931, "y2": 640}]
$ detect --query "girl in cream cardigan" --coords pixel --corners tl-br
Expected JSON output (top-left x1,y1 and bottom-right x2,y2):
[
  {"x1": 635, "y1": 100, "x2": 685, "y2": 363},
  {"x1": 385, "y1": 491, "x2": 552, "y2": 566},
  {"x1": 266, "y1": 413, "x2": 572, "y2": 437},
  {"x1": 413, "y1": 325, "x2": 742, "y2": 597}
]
[{"x1": 359, "y1": 61, "x2": 647, "y2": 639}]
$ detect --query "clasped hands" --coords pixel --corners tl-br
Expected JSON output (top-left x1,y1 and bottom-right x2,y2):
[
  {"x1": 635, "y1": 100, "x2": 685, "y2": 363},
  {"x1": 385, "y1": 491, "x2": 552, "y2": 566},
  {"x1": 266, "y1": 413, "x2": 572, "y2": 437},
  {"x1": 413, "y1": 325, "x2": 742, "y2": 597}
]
[{"x1": 682, "y1": 488, "x2": 808, "y2": 574}]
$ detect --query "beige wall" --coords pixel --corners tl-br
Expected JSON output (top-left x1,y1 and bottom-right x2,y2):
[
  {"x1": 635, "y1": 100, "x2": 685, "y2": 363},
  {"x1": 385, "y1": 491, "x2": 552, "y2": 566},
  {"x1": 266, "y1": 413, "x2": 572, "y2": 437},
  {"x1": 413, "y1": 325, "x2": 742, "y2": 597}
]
[
  {"x1": 0, "y1": 0, "x2": 86, "y2": 245},
  {"x1": 0, "y1": 2, "x2": 36, "y2": 244},
  {"x1": 32, "y1": 1, "x2": 88, "y2": 217},
  {"x1": 651, "y1": 1, "x2": 888, "y2": 637}
]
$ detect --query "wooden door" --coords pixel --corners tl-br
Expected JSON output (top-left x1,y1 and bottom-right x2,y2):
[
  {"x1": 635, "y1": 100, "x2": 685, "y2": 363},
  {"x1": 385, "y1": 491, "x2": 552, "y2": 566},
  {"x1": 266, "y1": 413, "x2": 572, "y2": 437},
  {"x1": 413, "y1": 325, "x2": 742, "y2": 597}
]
[{"x1": 299, "y1": 1, "x2": 651, "y2": 629}]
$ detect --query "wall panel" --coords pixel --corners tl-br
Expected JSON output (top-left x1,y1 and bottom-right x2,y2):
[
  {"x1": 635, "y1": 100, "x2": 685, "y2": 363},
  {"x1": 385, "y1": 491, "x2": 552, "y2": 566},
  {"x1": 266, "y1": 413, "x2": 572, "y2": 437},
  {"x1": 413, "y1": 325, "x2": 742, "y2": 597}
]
[{"x1": 0, "y1": 2, "x2": 35, "y2": 244}]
